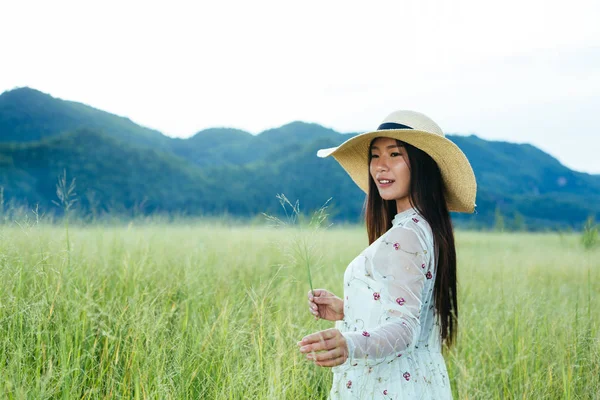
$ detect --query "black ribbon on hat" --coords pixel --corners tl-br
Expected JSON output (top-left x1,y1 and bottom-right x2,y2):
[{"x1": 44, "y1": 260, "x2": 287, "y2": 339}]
[{"x1": 377, "y1": 122, "x2": 413, "y2": 130}]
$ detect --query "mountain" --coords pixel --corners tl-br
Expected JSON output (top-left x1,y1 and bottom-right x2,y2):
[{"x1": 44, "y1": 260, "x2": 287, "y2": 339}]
[
  {"x1": 451, "y1": 135, "x2": 600, "y2": 198},
  {"x1": 0, "y1": 87, "x2": 169, "y2": 147},
  {"x1": 0, "y1": 129, "x2": 216, "y2": 215},
  {"x1": 1, "y1": 87, "x2": 599, "y2": 229},
  {"x1": 449, "y1": 135, "x2": 600, "y2": 226},
  {"x1": 169, "y1": 127, "x2": 269, "y2": 167},
  {"x1": 168, "y1": 122, "x2": 343, "y2": 168}
]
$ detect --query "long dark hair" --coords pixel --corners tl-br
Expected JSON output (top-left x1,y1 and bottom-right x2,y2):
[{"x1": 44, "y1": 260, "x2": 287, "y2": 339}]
[{"x1": 365, "y1": 139, "x2": 458, "y2": 347}]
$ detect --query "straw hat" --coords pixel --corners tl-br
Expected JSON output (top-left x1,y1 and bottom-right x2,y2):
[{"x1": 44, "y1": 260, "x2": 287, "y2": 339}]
[{"x1": 316, "y1": 110, "x2": 477, "y2": 213}]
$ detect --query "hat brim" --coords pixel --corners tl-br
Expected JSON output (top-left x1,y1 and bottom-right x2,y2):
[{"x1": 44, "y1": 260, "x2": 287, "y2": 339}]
[{"x1": 317, "y1": 129, "x2": 477, "y2": 213}]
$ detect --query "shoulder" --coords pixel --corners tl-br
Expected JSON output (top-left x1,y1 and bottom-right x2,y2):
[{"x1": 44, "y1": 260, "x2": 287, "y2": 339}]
[
  {"x1": 390, "y1": 212, "x2": 433, "y2": 242},
  {"x1": 384, "y1": 213, "x2": 434, "y2": 261}
]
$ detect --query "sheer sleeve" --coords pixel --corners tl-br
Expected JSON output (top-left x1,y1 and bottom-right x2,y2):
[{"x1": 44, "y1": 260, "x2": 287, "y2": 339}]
[{"x1": 342, "y1": 223, "x2": 431, "y2": 361}]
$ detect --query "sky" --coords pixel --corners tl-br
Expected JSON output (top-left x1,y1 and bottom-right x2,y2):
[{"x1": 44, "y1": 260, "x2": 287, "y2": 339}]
[{"x1": 2, "y1": 0, "x2": 599, "y2": 173}]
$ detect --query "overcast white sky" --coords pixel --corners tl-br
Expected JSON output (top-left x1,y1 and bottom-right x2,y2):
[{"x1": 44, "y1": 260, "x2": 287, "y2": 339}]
[{"x1": 2, "y1": 0, "x2": 599, "y2": 173}]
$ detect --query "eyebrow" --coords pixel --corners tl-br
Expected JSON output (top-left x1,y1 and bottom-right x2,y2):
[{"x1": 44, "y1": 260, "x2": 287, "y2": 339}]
[{"x1": 370, "y1": 144, "x2": 403, "y2": 150}]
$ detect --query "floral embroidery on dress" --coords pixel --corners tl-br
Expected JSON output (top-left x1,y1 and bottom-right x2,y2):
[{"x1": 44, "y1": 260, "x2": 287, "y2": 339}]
[
  {"x1": 382, "y1": 237, "x2": 424, "y2": 257},
  {"x1": 396, "y1": 297, "x2": 406, "y2": 306},
  {"x1": 403, "y1": 372, "x2": 411, "y2": 381},
  {"x1": 383, "y1": 389, "x2": 388, "y2": 395},
  {"x1": 373, "y1": 292, "x2": 380, "y2": 301},
  {"x1": 362, "y1": 331, "x2": 370, "y2": 337},
  {"x1": 412, "y1": 217, "x2": 419, "y2": 223},
  {"x1": 426, "y1": 271, "x2": 432, "y2": 279},
  {"x1": 346, "y1": 380, "x2": 352, "y2": 389}
]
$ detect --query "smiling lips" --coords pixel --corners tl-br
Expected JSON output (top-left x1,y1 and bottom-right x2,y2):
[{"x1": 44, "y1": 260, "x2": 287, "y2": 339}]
[{"x1": 377, "y1": 178, "x2": 395, "y2": 187}]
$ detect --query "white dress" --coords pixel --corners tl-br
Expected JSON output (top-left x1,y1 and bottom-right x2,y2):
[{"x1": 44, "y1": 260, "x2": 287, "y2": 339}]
[{"x1": 329, "y1": 207, "x2": 453, "y2": 399}]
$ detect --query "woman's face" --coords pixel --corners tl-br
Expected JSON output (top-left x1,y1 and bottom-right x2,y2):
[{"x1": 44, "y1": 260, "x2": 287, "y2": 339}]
[{"x1": 369, "y1": 137, "x2": 412, "y2": 212}]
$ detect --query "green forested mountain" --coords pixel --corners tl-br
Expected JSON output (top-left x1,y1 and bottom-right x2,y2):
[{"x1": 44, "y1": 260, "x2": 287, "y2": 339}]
[
  {"x1": 0, "y1": 87, "x2": 598, "y2": 230},
  {"x1": 0, "y1": 129, "x2": 213, "y2": 215},
  {"x1": 0, "y1": 87, "x2": 169, "y2": 147},
  {"x1": 169, "y1": 128, "x2": 269, "y2": 167},
  {"x1": 168, "y1": 122, "x2": 344, "y2": 168}
]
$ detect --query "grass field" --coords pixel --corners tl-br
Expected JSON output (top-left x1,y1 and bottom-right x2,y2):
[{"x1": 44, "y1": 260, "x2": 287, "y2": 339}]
[{"x1": 0, "y1": 221, "x2": 598, "y2": 399}]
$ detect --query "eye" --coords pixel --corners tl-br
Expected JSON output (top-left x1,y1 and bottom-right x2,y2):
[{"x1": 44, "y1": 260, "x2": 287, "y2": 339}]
[
  {"x1": 370, "y1": 154, "x2": 379, "y2": 159},
  {"x1": 390, "y1": 152, "x2": 401, "y2": 157}
]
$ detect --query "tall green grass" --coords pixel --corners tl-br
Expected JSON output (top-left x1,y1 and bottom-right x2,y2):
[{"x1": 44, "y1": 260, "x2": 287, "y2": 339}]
[{"x1": 0, "y1": 222, "x2": 598, "y2": 399}]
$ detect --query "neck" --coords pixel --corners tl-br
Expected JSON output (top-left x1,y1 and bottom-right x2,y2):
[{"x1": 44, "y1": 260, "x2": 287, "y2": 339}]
[{"x1": 395, "y1": 197, "x2": 412, "y2": 213}]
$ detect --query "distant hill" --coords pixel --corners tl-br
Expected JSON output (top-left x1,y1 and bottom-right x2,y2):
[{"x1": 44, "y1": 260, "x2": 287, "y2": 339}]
[
  {"x1": 168, "y1": 122, "x2": 344, "y2": 168},
  {"x1": 1, "y1": 87, "x2": 599, "y2": 229},
  {"x1": 0, "y1": 129, "x2": 215, "y2": 215},
  {"x1": 0, "y1": 87, "x2": 169, "y2": 147},
  {"x1": 169, "y1": 127, "x2": 269, "y2": 167}
]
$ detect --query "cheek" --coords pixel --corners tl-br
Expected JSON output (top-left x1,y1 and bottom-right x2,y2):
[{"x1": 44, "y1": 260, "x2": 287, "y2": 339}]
[
  {"x1": 369, "y1": 162, "x2": 376, "y2": 178},
  {"x1": 394, "y1": 162, "x2": 411, "y2": 187},
  {"x1": 403, "y1": 172, "x2": 411, "y2": 192}
]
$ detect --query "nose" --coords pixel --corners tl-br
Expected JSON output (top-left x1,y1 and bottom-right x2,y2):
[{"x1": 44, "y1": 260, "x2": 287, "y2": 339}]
[{"x1": 374, "y1": 157, "x2": 388, "y2": 172}]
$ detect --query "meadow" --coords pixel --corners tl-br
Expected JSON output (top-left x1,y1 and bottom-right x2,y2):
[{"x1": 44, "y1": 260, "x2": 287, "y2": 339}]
[{"x1": 0, "y1": 220, "x2": 598, "y2": 399}]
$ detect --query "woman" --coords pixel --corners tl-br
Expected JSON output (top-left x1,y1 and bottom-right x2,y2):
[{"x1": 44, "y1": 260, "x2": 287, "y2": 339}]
[{"x1": 297, "y1": 110, "x2": 477, "y2": 399}]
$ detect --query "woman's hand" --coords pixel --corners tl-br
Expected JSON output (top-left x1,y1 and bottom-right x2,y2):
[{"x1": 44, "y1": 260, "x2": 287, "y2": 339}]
[
  {"x1": 307, "y1": 289, "x2": 344, "y2": 321},
  {"x1": 297, "y1": 328, "x2": 348, "y2": 367}
]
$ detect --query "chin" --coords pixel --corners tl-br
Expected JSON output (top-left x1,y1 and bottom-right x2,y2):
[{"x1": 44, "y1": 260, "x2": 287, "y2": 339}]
[{"x1": 378, "y1": 192, "x2": 397, "y2": 201}]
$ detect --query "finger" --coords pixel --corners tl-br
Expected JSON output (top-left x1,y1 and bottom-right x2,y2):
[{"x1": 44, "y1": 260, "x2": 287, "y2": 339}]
[
  {"x1": 307, "y1": 347, "x2": 344, "y2": 361},
  {"x1": 306, "y1": 301, "x2": 318, "y2": 316},
  {"x1": 299, "y1": 335, "x2": 341, "y2": 352},
  {"x1": 308, "y1": 289, "x2": 326, "y2": 300},
  {"x1": 300, "y1": 340, "x2": 327, "y2": 353},
  {"x1": 314, "y1": 355, "x2": 347, "y2": 368},
  {"x1": 299, "y1": 328, "x2": 338, "y2": 345},
  {"x1": 313, "y1": 296, "x2": 333, "y2": 305},
  {"x1": 313, "y1": 337, "x2": 337, "y2": 352}
]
